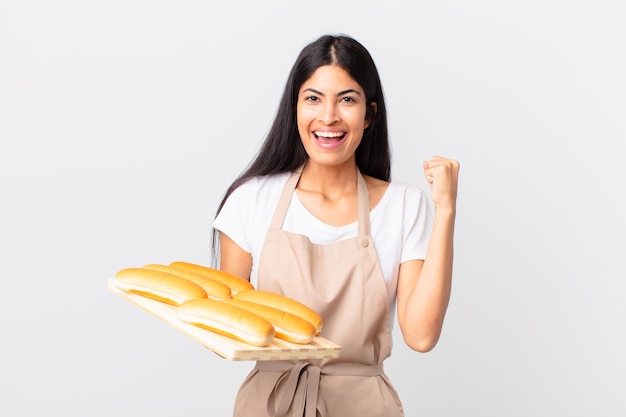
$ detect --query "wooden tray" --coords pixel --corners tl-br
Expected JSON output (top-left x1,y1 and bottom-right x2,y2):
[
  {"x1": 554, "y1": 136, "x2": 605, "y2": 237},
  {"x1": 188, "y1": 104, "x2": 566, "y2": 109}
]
[{"x1": 107, "y1": 278, "x2": 341, "y2": 361}]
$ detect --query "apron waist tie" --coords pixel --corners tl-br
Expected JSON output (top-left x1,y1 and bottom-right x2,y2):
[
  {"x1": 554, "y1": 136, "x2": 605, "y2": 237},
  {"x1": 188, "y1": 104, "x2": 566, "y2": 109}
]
[{"x1": 255, "y1": 361, "x2": 383, "y2": 417}]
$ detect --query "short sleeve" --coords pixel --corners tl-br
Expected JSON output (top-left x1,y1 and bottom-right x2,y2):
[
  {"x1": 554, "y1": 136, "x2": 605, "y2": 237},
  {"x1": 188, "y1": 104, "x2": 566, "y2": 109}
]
[{"x1": 213, "y1": 183, "x2": 254, "y2": 254}]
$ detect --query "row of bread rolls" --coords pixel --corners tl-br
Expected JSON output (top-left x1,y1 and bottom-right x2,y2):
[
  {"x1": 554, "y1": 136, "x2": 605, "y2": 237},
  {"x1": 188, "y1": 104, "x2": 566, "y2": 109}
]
[{"x1": 114, "y1": 261, "x2": 322, "y2": 347}]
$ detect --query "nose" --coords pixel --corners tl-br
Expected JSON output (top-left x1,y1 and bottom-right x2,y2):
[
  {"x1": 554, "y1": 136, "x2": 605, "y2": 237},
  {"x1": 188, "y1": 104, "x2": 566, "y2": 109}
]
[{"x1": 318, "y1": 101, "x2": 339, "y2": 125}]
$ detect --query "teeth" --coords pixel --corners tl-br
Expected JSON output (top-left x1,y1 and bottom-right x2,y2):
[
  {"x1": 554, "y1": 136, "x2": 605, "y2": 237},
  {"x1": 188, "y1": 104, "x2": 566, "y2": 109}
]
[{"x1": 315, "y1": 131, "x2": 344, "y2": 138}]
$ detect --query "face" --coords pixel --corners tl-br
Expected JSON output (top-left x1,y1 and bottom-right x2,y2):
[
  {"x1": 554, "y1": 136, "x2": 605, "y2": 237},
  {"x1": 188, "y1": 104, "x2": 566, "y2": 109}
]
[{"x1": 297, "y1": 65, "x2": 373, "y2": 168}]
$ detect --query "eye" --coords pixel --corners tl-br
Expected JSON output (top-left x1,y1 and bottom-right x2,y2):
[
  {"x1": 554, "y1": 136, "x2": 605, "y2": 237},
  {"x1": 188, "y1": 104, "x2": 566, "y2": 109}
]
[
  {"x1": 304, "y1": 95, "x2": 320, "y2": 103},
  {"x1": 340, "y1": 96, "x2": 357, "y2": 103}
]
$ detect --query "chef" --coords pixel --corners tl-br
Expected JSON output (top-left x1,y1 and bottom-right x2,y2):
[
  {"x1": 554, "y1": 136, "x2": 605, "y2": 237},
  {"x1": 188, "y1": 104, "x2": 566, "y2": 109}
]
[{"x1": 213, "y1": 34, "x2": 459, "y2": 417}]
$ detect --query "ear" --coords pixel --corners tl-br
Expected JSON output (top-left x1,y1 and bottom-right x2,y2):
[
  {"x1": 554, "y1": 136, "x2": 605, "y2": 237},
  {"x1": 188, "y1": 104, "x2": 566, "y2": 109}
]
[{"x1": 365, "y1": 102, "x2": 378, "y2": 129}]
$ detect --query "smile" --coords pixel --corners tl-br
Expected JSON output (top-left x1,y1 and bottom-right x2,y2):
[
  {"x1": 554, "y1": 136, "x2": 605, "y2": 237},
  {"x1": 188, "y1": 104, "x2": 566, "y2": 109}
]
[
  {"x1": 313, "y1": 131, "x2": 346, "y2": 149},
  {"x1": 315, "y1": 131, "x2": 345, "y2": 138},
  {"x1": 314, "y1": 131, "x2": 346, "y2": 144}
]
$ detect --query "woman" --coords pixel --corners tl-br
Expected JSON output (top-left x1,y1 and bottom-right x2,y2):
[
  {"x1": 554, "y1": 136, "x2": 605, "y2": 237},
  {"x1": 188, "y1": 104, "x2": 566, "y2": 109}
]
[{"x1": 212, "y1": 34, "x2": 459, "y2": 417}]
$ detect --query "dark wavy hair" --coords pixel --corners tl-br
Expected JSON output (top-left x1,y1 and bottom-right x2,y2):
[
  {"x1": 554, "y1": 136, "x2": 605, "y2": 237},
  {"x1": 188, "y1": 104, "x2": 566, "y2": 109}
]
[{"x1": 211, "y1": 34, "x2": 391, "y2": 265}]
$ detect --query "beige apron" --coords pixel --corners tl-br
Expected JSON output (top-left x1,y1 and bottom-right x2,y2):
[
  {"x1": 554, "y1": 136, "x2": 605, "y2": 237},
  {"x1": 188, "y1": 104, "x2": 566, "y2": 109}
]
[{"x1": 233, "y1": 167, "x2": 404, "y2": 417}]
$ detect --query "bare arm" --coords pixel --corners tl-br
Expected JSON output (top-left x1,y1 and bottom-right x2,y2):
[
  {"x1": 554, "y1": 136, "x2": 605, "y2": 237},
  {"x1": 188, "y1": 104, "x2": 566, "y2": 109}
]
[
  {"x1": 397, "y1": 156, "x2": 460, "y2": 352},
  {"x1": 219, "y1": 232, "x2": 253, "y2": 281}
]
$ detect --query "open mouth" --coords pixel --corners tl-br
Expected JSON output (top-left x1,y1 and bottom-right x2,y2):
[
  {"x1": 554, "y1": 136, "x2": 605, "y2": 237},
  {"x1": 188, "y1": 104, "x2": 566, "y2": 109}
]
[{"x1": 314, "y1": 131, "x2": 346, "y2": 143}]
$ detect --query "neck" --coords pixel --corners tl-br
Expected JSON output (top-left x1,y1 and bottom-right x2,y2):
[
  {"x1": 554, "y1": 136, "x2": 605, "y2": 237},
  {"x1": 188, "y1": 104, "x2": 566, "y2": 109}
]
[{"x1": 298, "y1": 160, "x2": 358, "y2": 197}]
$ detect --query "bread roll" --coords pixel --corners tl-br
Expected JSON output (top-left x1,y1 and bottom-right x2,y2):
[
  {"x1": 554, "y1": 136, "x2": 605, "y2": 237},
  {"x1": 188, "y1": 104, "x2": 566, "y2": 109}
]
[
  {"x1": 115, "y1": 267, "x2": 207, "y2": 306},
  {"x1": 233, "y1": 289, "x2": 323, "y2": 335},
  {"x1": 178, "y1": 298, "x2": 275, "y2": 347},
  {"x1": 223, "y1": 299, "x2": 316, "y2": 344},
  {"x1": 142, "y1": 264, "x2": 231, "y2": 300},
  {"x1": 169, "y1": 261, "x2": 254, "y2": 294}
]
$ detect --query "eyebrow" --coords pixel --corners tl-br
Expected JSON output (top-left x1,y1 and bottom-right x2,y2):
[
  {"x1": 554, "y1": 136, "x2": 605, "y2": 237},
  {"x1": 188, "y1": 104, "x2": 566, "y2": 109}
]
[{"x1": 302, "y1": 88, "x2": 362, "y2": 97}]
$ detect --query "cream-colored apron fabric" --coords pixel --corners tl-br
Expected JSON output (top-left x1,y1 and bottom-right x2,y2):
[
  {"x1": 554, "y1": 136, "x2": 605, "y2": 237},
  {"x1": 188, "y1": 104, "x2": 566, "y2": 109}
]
[{"x1": 233, "y1": 167, "x2": 404, "y2": 417}]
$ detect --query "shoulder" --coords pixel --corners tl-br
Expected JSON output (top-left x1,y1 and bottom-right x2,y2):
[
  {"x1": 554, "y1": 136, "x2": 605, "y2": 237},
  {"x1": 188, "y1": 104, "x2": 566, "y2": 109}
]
[
  {"x1": 214, "y1": 172, "x2": 292, "y2": 248},
  {"x1": 364, "y1": 175, "x2": 426, "y2": 197},
  {"x1": 387, "y1": 180, "x2": 427, "y2": 199},
  {"x1": 230, "y1": 172, "x2": 291, "y2": 199},
  {"x1": 363, "y1": 175, "x2": 428, "y2": 213},
  {"x1": 373, "y1": 180, "x2": 432, "y2": 226},
  {"x1": 367, "y1": 176, "x2": 428, "y2": 208},
  {"x1": 223, "y1": 172, "x2": 292, "y2": 222}
]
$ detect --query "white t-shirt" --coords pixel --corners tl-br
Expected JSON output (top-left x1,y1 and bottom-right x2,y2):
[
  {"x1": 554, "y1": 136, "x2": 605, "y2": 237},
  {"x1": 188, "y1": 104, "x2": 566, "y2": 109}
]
[{"x1": 213, "y1": 172, "x2": 433, "y2": 311}]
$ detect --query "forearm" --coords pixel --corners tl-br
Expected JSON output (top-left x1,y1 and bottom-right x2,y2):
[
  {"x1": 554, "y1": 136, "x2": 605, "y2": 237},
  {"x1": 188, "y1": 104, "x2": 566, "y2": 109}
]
[{"x1": 399, "y1": 207, "x2": 455, "y2": 352}]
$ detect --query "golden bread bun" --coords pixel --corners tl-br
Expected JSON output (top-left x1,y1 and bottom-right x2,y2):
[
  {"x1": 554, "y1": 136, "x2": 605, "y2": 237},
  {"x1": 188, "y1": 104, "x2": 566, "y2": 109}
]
[
  {"x1": 142, "y1": 264, "x2": 231, "y2": 300},
  {"x1": 178, "y1": 298, "x2": 275, "y2": 347},
  {"x1": 115, "y1": 267, "x2": 207, "y2": 305},
  {"x1": 233, "y1": 289, "x2": 323, "y2": 335},
  {"x1": 223, "y1": 299, "x2": 316, "y2": 344},
  {"x1": 169, "y1": 261, "x2": 254, "y2": 294}
]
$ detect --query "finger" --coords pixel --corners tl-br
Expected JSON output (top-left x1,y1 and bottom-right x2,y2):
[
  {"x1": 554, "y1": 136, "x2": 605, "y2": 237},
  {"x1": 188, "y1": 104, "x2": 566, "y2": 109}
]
[
  {"x1": 424, "y1": 158, "x2": 460, "y2": 174},
  {"x1": 423, "y1": 156, "x2": 448, "y2": 169}
]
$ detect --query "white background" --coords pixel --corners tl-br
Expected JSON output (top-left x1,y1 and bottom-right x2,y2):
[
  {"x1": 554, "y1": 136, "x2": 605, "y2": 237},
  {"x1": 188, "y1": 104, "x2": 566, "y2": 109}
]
[{"x1": 1, "y1": 1, "x2": 625, "y2": 416}]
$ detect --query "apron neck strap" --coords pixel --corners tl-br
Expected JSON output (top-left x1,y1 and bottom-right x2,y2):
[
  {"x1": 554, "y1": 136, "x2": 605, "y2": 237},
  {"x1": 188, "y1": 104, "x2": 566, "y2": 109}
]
[
  {"x1": 356, "y1": 170, "x2": 370, "y2": 238},
  {"x1": 269, "y1": 166, "x2": 303, "y2": 230},
  {"x1": 269, "y1": 165, "x2": 371, "y2": 238}
]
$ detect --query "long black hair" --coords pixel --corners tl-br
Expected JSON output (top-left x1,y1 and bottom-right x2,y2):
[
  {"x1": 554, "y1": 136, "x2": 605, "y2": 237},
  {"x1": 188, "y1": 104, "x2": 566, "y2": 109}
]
[{"x1": 211, "y1": 34, "x2": 391, "y2": 265}]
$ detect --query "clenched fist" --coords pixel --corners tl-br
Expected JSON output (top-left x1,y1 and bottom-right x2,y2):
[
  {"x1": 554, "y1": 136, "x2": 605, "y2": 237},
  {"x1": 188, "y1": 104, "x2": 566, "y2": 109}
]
[{"x1": 423, "y1": 156, "x2": 460, "y2": 210}]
